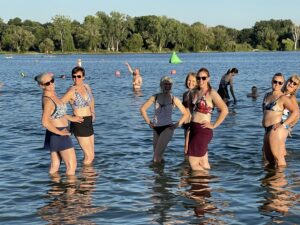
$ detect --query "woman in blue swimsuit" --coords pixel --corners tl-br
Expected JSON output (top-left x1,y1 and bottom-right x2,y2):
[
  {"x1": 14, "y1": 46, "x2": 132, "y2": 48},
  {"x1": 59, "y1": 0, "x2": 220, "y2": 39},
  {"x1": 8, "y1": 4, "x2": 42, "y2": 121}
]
[
  {"x1": 140, "y1": 76, "x2": 189, "y2": 163},
  {"x1": 62, "y1": 66, "x2": 95, "y2": 165},
  {"x1": 262, "y1": 73, "x2": 298, "y2": 167},
  {"x1": 35, "y1": 72, "x2": 83, "y2": 175}
]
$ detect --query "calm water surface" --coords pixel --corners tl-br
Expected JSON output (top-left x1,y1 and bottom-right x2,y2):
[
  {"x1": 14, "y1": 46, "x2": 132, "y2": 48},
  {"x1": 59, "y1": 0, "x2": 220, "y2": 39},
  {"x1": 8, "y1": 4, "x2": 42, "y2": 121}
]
[{"x1": 0, "y1": 52, "x2": 300, "y2": 224}]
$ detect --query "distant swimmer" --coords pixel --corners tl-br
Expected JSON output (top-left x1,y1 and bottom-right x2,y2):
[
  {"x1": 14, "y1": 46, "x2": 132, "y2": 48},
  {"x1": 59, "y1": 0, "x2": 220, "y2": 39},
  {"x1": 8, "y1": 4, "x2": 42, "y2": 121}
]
[
  {"x1": 60, "y1": 75, "x2": 66, "y2": 79},
  {"x1": 125, "y1": 62, "x2": 142, "y2": 90},
  {"x1": 77, "y1": 59, "x2": 82, "y2": 67},
  {"x1": 217, "y1": 68, "x2": 238, "y2": 104},
  {"x1": 247, "y1": 86, "x2": 259, "y2": 99}
]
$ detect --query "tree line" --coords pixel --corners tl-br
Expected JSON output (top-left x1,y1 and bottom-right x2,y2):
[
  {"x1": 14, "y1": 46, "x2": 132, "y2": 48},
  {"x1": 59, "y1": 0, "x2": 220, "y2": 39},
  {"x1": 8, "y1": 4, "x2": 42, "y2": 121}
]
[{"x1": 0, "y1": 11, "x2": 299, "y2": 53}]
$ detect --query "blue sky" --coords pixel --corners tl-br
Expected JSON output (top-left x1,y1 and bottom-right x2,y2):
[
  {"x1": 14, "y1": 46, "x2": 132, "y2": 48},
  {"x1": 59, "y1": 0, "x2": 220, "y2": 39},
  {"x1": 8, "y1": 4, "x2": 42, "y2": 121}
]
[{"x1": 1, "y1": 0, "x2": 300, "y2": 29}]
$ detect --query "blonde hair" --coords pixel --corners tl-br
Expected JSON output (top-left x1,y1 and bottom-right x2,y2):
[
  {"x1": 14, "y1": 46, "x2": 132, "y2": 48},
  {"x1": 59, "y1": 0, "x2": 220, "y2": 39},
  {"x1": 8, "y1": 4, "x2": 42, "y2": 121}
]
[
  {"x1": 282, "y1": 74, "x2": 300, "y2": 95},
  {"x1": 34, "y1": 72, "x2": 53, "y2": 85},
  {"x1": 160, "y1": 76, "x2": 173, "y2": 93}
]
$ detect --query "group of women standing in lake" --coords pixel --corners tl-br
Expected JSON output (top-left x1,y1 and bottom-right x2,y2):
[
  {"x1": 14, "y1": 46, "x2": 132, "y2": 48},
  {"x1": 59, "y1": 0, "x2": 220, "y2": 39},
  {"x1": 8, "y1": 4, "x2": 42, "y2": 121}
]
[
  {"x1": 35, "y1": 65, "x2": 95, "y2": 175},
  {"x1": 35, "y1": 62, "x2": 299, "y2": 176},
  {"x1": 140, "y1": 67, "x2": 300, "y2": 170}
]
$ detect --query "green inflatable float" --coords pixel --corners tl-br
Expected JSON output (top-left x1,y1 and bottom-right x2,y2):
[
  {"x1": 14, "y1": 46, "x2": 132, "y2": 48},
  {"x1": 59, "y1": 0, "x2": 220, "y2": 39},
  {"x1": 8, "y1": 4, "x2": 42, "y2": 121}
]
[{"x1": 169, "y1": 51, "x2": 182, "y2": 64}]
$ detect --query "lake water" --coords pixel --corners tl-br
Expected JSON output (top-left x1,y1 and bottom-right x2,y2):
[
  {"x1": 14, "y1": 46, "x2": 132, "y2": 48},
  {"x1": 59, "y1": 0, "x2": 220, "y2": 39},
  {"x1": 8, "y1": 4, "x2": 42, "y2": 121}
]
[{"x1": 0, "y1": 52, "x2": 300, "y2": 224}]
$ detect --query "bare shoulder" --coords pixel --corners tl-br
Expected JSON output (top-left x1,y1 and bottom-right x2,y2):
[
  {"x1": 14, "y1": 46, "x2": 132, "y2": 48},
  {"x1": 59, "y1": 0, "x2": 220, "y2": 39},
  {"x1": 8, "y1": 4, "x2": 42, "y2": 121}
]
[{"x1": 209, "y1": 89, "x2": 219, "y2": 97}]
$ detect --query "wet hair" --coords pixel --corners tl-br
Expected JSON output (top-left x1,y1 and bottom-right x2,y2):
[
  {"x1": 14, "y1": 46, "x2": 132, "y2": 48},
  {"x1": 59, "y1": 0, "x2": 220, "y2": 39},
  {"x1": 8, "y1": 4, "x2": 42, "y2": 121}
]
[
  {"x1": 160, "y1": 76, "x2": 173, "y2": 93},
  {"x1": 72, "y1": 66, "x2": 85, "y2": 77},
  {"x1": 197, "y1": 67, "x2": 212, "y2": 92},
  {"x1": 184, "y1": 72, "x2": 196, "y2": 89},
  {"x1": 226, "y1": 68, "x2": 238, "y2": 75},
  {"x1": 34, "y1": 72, "x2": 53, "y2": 85},
  {"x1": 282, "y1": 74, "x2": 300, "y2": 95}
]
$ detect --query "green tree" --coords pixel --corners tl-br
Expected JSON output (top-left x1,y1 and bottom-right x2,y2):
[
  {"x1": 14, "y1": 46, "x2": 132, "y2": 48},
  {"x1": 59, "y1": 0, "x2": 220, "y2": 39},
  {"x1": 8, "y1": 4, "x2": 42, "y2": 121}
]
[
  {"x1": 2, "y1": 25, "x2": 35, "y2": 52},
  {"x1": 83, "y1": 15, "x2": 102, "y2": 52},
  {"x1": 189, "y1": 22, "x2": 214, "y2": 51},
  {"x1": 51, "y1": 15, "x2": 74, "y2": 52},
  {"x1": 125, "y1": 33, "x2": 143, "y2": 51},
  {"x1": 282, "y1": 38, "x2": 294, "y2": 51},
  {"x1": 109, "y1": 11, "x2": 133, "y2": 52},
  {"x1": 39, "y1": 38, "x2": 54, "y2": 53}
]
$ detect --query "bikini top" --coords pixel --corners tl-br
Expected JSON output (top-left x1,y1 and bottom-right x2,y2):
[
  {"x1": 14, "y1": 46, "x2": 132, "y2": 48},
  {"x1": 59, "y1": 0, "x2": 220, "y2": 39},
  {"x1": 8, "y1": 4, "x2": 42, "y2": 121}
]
[
  {"x1": 43, "y1": 96, "x2": 67, "y2": 119},
  {"x1": 72, "y1": 86, "x2": 93, "y2": 109},
  {"x1": 282, "y1": 93, "x2": 291, "y2": 121},
  {"x1": 263, "y1": 93, "x2": 283, "y2": 112},
  {"x1": 193, "y1": 91, "x2": 214, "y2": 114},
  {"x1": 152, "y1": 94, "x2": 174, "y2": 126}
]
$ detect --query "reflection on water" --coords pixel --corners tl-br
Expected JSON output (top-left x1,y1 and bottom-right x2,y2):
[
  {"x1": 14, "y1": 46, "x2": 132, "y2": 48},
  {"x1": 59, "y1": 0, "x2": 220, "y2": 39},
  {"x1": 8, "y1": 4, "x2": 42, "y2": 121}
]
[
  {"x1": 180, "y1": 167, "x2": 223, "y2": 224},
  {"x1": 148, "y1": 163, "x2": 176, "y2": 224},
  {"x1": 1, "y1": 53, "x2": 300, "y2": 224},
  {"x1": 260, "y1": 166, "x2": 300, "y2": 218},
  {"x1": 38, "y1": 166, "x2": 106, "y2": 224}
]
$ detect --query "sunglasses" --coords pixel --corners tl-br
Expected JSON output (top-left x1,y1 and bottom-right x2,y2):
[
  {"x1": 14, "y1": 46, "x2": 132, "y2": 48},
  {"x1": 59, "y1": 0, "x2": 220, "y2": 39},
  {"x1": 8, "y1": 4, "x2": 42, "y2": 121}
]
[
  {"x1": 196, "y1": 76, "x2": 207, "y2": 81},
  {"x1": 289, "y1": 79, "x2": 299, "y2": 86},
  {"x1": 42, "y1": 77, "x2": 55, "y2": 86},
  {"x1": 72, "y1": 74, "x2": 82, "y2": 79},
  {"x1": 273, "y1": 80, "x2": 283, "y2": 85}
]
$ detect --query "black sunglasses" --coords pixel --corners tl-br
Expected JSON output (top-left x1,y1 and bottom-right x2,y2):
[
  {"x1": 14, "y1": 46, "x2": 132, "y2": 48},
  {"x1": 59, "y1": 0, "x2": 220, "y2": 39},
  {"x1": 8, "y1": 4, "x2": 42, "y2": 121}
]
[
  {"x1": 289, "y1": 79, "x2": 299, "y2": 86},
  {"x1": 196, "y1": 76, "x2": 207, "y2": 81},
  {"x1": 273, "y1": 80, "x2": 283, "y2": 85},
  {"x1": 42, "y1": 77, "x2": 55, "y2": 86},
  {"x1": 72, "y1": 75, "x2": 82, "y2": 79}
]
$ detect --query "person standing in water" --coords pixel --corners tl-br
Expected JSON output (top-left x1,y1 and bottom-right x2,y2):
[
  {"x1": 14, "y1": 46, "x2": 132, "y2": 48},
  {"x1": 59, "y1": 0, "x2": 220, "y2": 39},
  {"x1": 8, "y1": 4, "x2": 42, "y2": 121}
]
[
  {"x1": 182, "y1": 72, "x2": 197, "y2": 155},
  {"x1": 140, "y1": 76, "x2": 189, "y2": 163},
  {"x1": 35, "y1": 72, "x2": 83, "y2": 175},
  {"x1": 187, "y1": 68, "x2": 228, "y2": 170},
  {"x1": 217, "y1": 68, "x2": 238, "y2": 104},
  {"x1": 262, "y1": 73, "x2": 298, "y2": 167},
  {"x1": 62, "y1": 66, "x2": 95, "y2": 165},
  {"x1": 125, "y1": 62, "x2": 143, "y2": 90}
]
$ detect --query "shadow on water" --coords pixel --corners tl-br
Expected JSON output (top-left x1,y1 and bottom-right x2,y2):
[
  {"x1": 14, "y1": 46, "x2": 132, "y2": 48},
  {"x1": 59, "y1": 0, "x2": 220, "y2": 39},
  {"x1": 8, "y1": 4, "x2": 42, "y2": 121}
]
[
  {"x1": 37, "y1": 166, "x2": 106, "y2": 224},
  {"x1": 259, "y1": 166, "x2": 300, "y2": 223}
]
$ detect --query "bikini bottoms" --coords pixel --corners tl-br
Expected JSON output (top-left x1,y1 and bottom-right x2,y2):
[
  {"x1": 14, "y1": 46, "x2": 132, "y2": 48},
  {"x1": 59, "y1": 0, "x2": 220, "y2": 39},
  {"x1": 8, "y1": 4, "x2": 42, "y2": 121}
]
[
  {"x1": 153, "y1": 124, "x2": 172, "y2": 135},
  {"x1": 187, "y1": 122, "x2": 213, "y2": 157}
]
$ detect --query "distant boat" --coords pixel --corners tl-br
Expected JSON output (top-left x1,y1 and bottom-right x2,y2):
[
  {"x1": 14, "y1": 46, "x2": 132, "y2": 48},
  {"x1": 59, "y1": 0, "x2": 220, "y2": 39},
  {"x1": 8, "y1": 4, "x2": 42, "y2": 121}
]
[
  {"x1": 169, "y1": 51, "x2": 182, "y2": 64},
  {"x1": 4, "y1": 55, "x2": 13, "y2": 59}
]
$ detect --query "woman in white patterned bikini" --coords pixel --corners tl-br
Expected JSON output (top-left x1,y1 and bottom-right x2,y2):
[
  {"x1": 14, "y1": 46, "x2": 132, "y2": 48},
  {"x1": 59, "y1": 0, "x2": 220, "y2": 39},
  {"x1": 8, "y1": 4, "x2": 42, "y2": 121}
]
[{"x1": 62, "y1": 66, "x2": 95, "y2": 165}]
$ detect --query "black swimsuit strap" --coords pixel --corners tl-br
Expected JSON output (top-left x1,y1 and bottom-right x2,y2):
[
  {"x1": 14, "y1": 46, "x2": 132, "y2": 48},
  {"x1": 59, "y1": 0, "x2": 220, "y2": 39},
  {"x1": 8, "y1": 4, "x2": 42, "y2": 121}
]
[{"x1": 43, "y1": 96, "x2": 57, "y2": 116}]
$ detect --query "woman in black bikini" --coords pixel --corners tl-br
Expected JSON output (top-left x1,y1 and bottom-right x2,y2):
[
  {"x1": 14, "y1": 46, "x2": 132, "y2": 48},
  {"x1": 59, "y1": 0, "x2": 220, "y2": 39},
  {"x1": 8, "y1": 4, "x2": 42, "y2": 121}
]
[
  {"x1": 187, "y1": 68, "x2": 228, "y2": 171},
  {"x1": 262, "y1": 73, "x2": 298, "y2": 167},
  {"x1": 140, "y1": 76, "x2": 189, "y2": 163}
]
